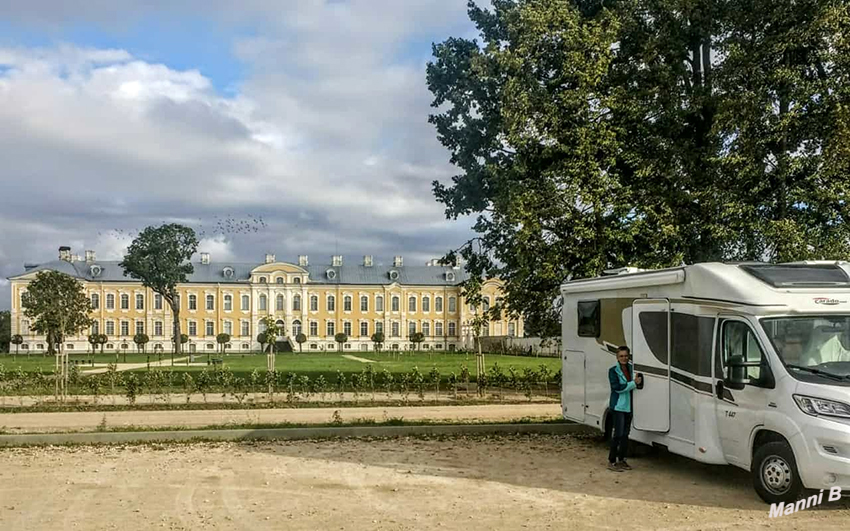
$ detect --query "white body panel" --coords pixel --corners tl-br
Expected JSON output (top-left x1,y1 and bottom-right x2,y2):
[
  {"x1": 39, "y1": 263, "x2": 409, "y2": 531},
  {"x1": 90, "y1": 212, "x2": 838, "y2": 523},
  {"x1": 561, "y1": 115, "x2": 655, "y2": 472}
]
[{"x1": 560, "y1": 262, "x2": 850, "y2": 491}]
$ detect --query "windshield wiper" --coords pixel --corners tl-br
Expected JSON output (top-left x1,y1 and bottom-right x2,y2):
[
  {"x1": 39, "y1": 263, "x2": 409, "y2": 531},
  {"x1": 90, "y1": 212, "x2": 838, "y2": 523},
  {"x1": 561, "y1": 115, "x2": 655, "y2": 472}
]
[{"x1": 785, "y1": 364, "x2": 846, "y2": 381}]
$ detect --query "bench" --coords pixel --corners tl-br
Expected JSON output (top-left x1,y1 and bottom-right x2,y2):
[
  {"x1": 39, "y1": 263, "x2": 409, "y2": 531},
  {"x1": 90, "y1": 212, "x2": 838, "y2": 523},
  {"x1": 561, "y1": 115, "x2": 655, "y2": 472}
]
[
  {"x1": 70, "y1": 359, "x2": 94, "y2": 366},
  {"x1": 209, "y1": 358, "x2": 223, "y2": 366}
]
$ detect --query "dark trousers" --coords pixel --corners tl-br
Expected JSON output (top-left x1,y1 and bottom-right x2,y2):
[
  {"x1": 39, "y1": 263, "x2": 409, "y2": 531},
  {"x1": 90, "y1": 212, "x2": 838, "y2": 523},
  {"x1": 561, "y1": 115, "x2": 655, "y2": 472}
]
[{"x1": 608, "y1": 411, "x2": 633, "y2": 463}]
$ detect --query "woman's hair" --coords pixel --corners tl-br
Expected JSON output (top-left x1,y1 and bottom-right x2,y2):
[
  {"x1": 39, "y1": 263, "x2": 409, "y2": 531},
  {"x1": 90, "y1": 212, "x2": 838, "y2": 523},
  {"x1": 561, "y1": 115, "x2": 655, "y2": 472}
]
[{"x1": 617, "y1": 345, "x2": 630, "y2": 355}]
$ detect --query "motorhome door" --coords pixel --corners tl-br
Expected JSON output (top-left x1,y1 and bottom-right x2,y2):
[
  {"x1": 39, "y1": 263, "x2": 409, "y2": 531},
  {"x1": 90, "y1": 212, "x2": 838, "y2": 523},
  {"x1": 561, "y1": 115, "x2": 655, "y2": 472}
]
[{"x1": 632, "y1": 299, "x2": 671, "y2": 432}]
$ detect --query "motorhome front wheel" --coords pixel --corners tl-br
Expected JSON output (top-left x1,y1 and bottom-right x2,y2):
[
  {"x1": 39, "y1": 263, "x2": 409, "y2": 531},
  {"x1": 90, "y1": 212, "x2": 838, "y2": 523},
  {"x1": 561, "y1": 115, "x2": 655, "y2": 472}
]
[{"x1": 752, "y1": 441, "x2": 804, "y2": 504}]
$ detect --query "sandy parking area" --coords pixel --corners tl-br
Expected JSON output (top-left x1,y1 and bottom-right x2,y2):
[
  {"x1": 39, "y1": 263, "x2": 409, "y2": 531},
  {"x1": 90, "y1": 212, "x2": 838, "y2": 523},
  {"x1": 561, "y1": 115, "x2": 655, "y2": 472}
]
[{"x1": 0, "y1": 433, "x2": 848, "y2": 531}]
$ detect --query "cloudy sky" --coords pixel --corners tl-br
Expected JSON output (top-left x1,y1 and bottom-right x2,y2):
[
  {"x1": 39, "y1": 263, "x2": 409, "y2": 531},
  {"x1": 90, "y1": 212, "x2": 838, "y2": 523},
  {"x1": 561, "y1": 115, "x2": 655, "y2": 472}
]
[{"x1": 0, "y1": 1, "x2": 482, "y2": 310}]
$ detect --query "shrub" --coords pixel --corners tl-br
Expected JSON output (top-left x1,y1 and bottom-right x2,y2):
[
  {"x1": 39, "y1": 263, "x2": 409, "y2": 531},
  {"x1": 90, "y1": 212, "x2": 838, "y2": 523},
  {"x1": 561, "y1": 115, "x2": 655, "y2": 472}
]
[
  {"x1": 124, "y1": 373, "x2": 139, "y2": 404},
  {"x1": 181, "y1": 372, "x2": 194, "y2": 403},
  {"x1": 428, "y1": 367, "x2": 441, "y2": 402}
]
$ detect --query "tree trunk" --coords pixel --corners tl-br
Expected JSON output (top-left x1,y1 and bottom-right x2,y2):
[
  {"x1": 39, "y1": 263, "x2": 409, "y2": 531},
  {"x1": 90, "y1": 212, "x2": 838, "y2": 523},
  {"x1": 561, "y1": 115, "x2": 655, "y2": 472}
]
[{"x1": 171, "y1": 302, "x2": 181, "y2": 357}]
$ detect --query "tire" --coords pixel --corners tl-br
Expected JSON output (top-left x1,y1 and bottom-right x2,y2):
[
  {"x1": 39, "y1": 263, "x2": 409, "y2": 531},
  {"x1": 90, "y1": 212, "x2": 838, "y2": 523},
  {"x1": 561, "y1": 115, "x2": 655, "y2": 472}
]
[{"x1": 752, "y1": 441, "x2": 804, "y2": 504}]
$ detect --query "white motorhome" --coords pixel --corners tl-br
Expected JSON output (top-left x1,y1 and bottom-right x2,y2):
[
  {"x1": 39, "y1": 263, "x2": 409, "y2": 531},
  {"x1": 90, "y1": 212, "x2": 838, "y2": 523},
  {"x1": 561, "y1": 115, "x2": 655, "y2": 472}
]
[{"x1": 560, "y1": 262, "x2": 850, "y2": 504}]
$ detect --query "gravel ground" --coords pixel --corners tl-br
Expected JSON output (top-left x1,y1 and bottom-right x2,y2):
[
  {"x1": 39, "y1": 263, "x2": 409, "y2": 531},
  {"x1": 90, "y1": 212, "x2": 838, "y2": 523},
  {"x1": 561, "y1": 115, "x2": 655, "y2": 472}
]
[{"x1": 1, "y1": 433, "x2": 847, "y2": 530}]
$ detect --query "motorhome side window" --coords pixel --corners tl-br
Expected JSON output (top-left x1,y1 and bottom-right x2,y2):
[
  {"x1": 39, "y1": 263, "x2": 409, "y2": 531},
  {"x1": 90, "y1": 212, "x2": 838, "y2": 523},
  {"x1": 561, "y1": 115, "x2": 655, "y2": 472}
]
[
  {"x1": 722, "y1": 321, "x2": 764, "y2": 381},
  {"x1": 577, "y1": 300, "x2": 600, "y2": 337}
]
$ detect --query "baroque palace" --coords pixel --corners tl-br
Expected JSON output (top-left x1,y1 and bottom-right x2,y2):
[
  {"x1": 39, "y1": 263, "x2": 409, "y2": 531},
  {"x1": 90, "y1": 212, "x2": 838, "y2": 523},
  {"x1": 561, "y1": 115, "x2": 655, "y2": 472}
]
[{"x1": 8, "y1": 247, "x2": 523, "y2": 354}]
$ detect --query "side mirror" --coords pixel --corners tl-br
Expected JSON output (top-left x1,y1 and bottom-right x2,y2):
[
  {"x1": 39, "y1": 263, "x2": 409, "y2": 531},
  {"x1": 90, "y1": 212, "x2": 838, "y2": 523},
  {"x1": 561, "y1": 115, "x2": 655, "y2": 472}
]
[{"x1": 726, "y1": 355, "x2": 752, "y2": 387}]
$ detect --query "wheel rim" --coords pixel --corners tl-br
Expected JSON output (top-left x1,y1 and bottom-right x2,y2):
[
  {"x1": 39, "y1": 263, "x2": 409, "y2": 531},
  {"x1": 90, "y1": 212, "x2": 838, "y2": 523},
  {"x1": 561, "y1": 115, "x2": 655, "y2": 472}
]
[{"x1": 761, "y1": 456, "x2": 793, "y2": 495}]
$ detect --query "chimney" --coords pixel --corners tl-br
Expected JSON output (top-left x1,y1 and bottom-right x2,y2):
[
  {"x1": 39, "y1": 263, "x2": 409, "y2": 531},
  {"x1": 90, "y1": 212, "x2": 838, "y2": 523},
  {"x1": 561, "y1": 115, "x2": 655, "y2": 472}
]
[
  {"x1": 265, "y1": 253, "x2": 275, "y2": 264},
  {"x1": 332, "y1": 255, "x2": 343, "y2": 267},
  {"x1": 298, "y1": 255, "x2": 309, "y2": 267},
  {"x1": 200, "y1": 252, "x2": 210, "y2": 265},
  {"x1": 363, "y1": 255, "x2": 373, "y2": 267},
  {"x1": 58, "y1": 246, "x2": 71, "y2": 262},
  {"x1": 393, "y1": 255, "x2": 404, "y2": 267},
  {"x1": 85, "y1": 250, "x2": 96, "y2": 263}
]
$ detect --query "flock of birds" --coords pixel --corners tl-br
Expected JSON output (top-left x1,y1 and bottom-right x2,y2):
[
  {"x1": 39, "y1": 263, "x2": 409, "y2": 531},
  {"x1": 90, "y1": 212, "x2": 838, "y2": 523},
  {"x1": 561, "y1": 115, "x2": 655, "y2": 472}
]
[
  {"x1": 96, "y1": 215, "x2": 270, "y2": 242},
  {"x1": 197, "y1": 215, "x2": 268, "y2": 238}
]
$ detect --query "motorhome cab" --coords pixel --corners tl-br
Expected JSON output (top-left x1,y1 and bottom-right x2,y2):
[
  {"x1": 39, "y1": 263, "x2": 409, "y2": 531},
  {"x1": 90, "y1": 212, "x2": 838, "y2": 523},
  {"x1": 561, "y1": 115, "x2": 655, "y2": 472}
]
[{"x1": 560, "y1": 262, "x2": 850, "y2": 504}]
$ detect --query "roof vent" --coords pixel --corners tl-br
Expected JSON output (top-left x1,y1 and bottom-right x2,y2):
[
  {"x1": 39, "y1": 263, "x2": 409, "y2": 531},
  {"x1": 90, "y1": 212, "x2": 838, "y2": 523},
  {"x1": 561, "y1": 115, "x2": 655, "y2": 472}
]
[
  {"x1": 90, "y1": 264, "x2": 102, "y2": 277},
  {"x1": 327, "y1": 269, "x2": 337, "y2": 280},
  {"x1": 445, "y1": 271, "x2": 456, "y2": 282},
  {"x1": 200, "y1": 252, "x2": 210, "y2": 265},
  {"x1": 223, "y1": 266, "x2": 234, "y2": 279},
  {"x1": 265, "y1": 253, "x2": 275, "y2": 264},
  {"x1": 393, "y1": 256, "x2": 403, "y2": 267},
  {"x1": 298, "y1": 255, "x2": 309, "y2": 267},
  {"x1": 363, "y1": 255, "x2": 373, "y2": 267},
  {"x1": 388, "y1": 270, "x2": 399, "y2": 281},
  {"x1": 332, "y1": 255, "x2": 343, "y2": 267}
]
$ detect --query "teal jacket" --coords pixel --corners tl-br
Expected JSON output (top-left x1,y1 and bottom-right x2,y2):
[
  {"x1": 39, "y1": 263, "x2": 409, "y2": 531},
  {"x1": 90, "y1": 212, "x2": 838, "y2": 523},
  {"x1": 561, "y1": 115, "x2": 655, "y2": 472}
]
[{"x1": 608, "y1": 363, "x2": 636, "y2": 413}]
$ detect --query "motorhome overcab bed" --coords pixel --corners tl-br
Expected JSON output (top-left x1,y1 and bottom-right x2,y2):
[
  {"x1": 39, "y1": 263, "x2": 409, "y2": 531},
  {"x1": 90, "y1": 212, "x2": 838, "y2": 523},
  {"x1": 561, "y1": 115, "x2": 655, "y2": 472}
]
[{"x1": 560, "y1": 262, "x2": 850, "y2": 504}]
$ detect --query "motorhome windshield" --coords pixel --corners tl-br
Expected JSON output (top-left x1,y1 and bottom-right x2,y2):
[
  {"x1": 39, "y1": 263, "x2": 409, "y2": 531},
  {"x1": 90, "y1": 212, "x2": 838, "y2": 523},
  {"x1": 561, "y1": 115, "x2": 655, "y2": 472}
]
[{"x1": 762, "y1": 316, "x2": 850, "y2": 379}]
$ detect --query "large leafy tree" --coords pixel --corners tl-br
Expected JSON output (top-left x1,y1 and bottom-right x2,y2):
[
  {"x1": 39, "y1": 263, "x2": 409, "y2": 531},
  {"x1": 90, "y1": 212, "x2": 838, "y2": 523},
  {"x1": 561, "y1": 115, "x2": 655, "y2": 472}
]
[
  {"x1": 0, "y1": 310, "x2": 10, "y2": 353},
  {"x1": 120, "y1": 224, "x2": 199, "y2": 356},
  {"x1": 21, "y1": 271, "x2": 93, "y2": 343},
  {"x1": 427, "y1": 0, "x2": 850, "y2": 335}
]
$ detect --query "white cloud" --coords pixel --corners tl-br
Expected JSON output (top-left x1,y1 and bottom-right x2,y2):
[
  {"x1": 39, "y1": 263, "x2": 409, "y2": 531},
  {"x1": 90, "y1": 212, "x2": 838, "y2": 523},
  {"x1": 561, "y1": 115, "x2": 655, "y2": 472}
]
[{"x1": 0, "y1": 2, "x2": 481, "y2": 310}]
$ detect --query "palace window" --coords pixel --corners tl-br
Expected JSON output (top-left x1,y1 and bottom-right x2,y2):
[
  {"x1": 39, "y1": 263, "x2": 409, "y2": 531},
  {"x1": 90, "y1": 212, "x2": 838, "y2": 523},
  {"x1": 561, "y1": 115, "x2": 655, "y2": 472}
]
[
  {"x1": 448, "y1": 297, "x2": 457, "y2": 313},
  {"x1": 135, "y1": 321, "x2": 144, "y2": 335},
  {"x1": 344, "y1": 295, "x2": 352, "y2": 312},
  {"x1": 375, "y1": 321, "x2": 383, "y2": 335},
  {"x1": 224, "y1": 295, "x2": 232, "y2": 311},
  {"x1": 435, "y1": 296, "x2": 443, "y2": 312},
  {"x1": 224, "y1": 321, "x2": 232, "y2": 335},
  {"x1": 206, "y1": 295, "x2": 215, "y2": 311},
  {"x1": 241, "y1": 295, "x2": 250, "y2": 311},
  {"x1": 376, "y1": 295, "x2": 384, "y2": 312},
  {"x1": 120, "y1": 294, "x2": 129, "y2": 310},
  {"x1": 408, "y1": 296, "x2": 417, "y2": 312},
  {"x1": 276, "y1": 294, "x2": 285, "y2": 311},
  {"x1": 435, "y1": 321, "x2": 443, "y2": 337},
  {"x1": 91, "y1": 321, "x2": 99, "y2": 335},
  {"x1": 106, "y1": 321, "x2": 115, "y2": 336},
  {"x1": 343, "y1": 321, "x2": 352, "y2": 336},
  {"x1": 391, "y1": 296, "x2": 399, "y2": 312},
  {"x1": 106, "y1": 294, "x2": 115, "y2": 310},
  {"x1": 136, "y1": 294, "x2": 144, "y2": 310},
  {"x1": 154, "y1": 294, "x2": 163, "y2": 310},
  {"x1": 448, "y1": 322, "x2": 457, "y2": 336},
  {"x1": 155, "y1": 321, "x2": 163, "y2": 336},
  {"x1": 422, "y1": 296, "x2": 430, "y2": 312},
  {"x1": 241, "y1": 321, "x2": 250, "y2": 337},
  {"x1": 408, "y1": 321, "x2": 416, "y2": 336},
  {"x1": 259, "y1": 294, "x2": 267, "y2": 311},
  {"x1": 327, "y1": 295, "x2": 335, "y2": 312},
  {"x1": 360, "y1": 295, "x2": 368, "y2": 312},
  {"x1": 206, "y1": 321, "x2": 214, "y2": 336},
  {"x1": 360, "y1": 321, "x2": 368, "y2": 337},
  {"x1": 422, "y1": 322, "x2": 430, "y2": 336},
  {"x1": 326, "y1": 321, "x2": 335, "y2": 336},
  {"x1": 391, "y1": 322, "x2": 400, "y2": 337},
  {"x1": 310, "y1": 295, "x2": 318, "y2": 311},
  {"x1": 91, "y1": 293, "x2": 100, "y2": 310},
  {"x1": 188, "y1": 295, "x2": 197, "y2": 310},
  {"x1": 293, "y1": 294, "x2": 301, "y2": 311},
  {"x1": 120, "y1": 321, "x2": 130, "y2": 336},
  {"x1": 310, "y1": 321, "x2": 318, "y2": 336}
]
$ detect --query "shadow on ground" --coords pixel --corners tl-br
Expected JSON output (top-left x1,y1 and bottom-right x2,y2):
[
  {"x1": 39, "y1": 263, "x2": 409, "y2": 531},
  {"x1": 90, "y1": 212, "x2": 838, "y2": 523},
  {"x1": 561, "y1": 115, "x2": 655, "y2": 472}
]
[{"x1": 240, "y1": 432, "x2": 850, "y2": 512}]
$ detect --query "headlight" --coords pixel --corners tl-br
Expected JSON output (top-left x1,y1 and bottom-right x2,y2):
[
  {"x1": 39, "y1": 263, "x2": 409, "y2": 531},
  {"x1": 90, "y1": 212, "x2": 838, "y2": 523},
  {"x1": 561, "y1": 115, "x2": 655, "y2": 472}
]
[{"x1": 793, "y1": 395, "x2": 850, "y2": 419}]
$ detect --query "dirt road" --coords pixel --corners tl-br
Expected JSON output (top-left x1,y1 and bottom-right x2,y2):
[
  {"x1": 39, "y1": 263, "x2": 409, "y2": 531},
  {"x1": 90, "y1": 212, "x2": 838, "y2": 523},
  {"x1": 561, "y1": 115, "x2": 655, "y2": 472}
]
[
  {"x1": 0, "y1": 403, "x2": 561, "y2": 433},
  {"x1": 1, "y1": 433, "x2": 847, "y2": 530}
]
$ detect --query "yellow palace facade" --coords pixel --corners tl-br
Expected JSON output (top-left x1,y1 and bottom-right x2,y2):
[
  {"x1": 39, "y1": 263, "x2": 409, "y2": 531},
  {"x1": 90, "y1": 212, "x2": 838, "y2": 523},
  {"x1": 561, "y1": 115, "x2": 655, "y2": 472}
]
[{"x1": 8, "y1": 247, "x2": 523, "y2": 354}]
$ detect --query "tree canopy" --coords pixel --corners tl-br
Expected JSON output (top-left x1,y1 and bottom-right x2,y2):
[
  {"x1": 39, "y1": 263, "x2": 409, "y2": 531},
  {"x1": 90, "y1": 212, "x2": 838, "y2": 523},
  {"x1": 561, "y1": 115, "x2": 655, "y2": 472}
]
[
  {"x1": 20, "y1": 271, "x2": 93, "y2": 345},
  {"x1": 427, "y1": 0, "x2": 850, "y2": 335}
]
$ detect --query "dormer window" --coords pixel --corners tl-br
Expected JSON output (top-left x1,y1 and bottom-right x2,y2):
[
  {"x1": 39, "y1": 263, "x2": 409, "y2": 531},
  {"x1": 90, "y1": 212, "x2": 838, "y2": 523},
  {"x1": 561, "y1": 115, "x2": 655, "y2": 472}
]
[
  {"x1": 276, "y1": 277, "x2": 284, "y2": 284},
  {"x1": 327, "y1": 269, "x2": 337, "y2": 280},
  {"x1": 90, "y1": 265, "x2": 102, "y2": 277},
  {"x1": 388, "y1": 270, "x2": 399, "y2": 281},
  {"x1": 445, "y1": 271, "x2": 455, "y2": 282},
  {"x1": 259, "y1": 276, "x2": 267, "y2": 284},
  {"x1": 223, "y1": 267, "x2": 234, "y2": 279}
]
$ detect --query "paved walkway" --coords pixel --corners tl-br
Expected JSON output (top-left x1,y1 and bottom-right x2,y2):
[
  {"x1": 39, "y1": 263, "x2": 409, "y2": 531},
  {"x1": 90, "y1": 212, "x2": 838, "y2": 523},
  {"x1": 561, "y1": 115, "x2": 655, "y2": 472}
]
[
  {"x1": 0, "y1": 403, "x2": 562, "y2": 434},
  {"x1": 82, "y1": 356, "x2": 192, "y2": 374},
  {"x1": 341, "y1": 354, "x2": 376, "y2": 363}
]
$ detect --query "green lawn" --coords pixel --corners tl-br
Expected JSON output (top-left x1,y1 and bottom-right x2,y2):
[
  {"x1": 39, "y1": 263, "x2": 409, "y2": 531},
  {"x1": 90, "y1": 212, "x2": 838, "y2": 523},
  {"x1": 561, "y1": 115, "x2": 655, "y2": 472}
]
[{"x1": 0, "y1": 351, "x2": 561, "y2": 386}]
